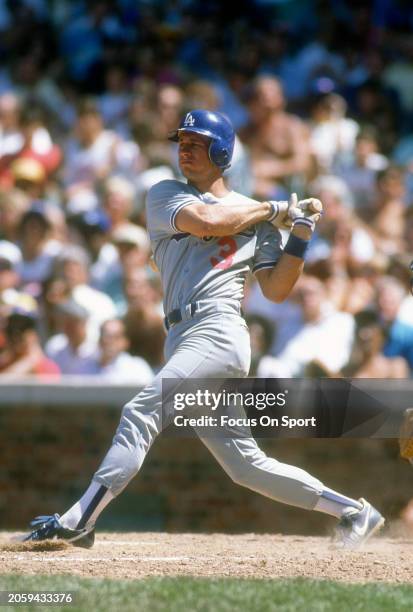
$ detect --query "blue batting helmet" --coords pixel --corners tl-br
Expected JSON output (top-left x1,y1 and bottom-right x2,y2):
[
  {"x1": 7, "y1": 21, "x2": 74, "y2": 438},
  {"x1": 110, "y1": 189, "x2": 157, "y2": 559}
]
[{"x1": 169, "y1": 109, "x2": 235, "y2": 170}]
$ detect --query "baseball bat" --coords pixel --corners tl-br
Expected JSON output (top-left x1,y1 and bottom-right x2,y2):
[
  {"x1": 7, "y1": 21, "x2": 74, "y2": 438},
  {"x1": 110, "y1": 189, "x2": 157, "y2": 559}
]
[
  {"x1": 308, "y1": 199, "x2": 323, "y2": 213},
  {"x1": 292, "y1": 193, "x2": 323, "y2": 214}
]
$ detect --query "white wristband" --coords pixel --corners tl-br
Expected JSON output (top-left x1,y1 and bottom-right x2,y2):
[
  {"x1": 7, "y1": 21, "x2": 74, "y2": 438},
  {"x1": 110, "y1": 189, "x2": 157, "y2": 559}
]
[
  {"x1": 268, "y1": 201, "x2": 279, "y2": 223},
  {"x1": 268, "y1": 200, "x2": 289, "y2": 223},
  {"x1": 292, "y1": 217, "x2": 315, "y2": 232}
]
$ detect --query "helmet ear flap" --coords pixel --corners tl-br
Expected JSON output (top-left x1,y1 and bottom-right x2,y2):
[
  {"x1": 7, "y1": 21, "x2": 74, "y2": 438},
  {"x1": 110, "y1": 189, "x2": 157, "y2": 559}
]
[{"x1": 209, "y1": 139, "x2": 230, "y2": 170}]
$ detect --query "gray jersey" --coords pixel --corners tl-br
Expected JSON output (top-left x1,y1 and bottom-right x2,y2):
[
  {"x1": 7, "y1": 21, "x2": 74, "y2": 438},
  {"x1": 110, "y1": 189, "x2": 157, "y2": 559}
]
[{"x1": 146, "y1": 180, "x2": 283, "y2": 314}]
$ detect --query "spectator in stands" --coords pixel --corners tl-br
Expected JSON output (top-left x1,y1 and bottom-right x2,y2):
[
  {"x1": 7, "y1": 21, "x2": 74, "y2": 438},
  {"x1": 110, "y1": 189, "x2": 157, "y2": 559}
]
[
  {"x1": 106, "y1": 223, "x2": 151, "y2": 313},
  {"x1": 11, "y1": 54, "x2": 67, "y2": 126},
  {"x1": 352, "y1": 80, "x2": 399, "y2": 154},
  {"x1": 309, "y1": 93, "x2": 359, "y2": 173},
  {"x1": 129, "y1": 83, "x2": 180, "y2": 190},
  {"x1": 243, "y1": 276, "x2": 303, "y2": 356},
  {"x1": 405, "y1": 206, "x2": 413, "y2": 259},
  {"x1": 308, "y1": 175, "x2": 375, "y2": 268},
  {"x1": 67, "y1": 209, "x2": 117, "y2": 296},
  {"x1": 123, "y1": 267, "x2": 165, "y2": 370},
  {"x1": 68, "y1": 209, "x2": 112, "y2": 264},
  {"x1": 102, "y1": 175, "x2": 136, "y2": 231},
  {"x1": 98, "y1": 65, "x2": 132, "y2": 136},
  {"x1": 0, "y1": 106, "x2": 62, "y2": 188},
  {"x1": 90, "y1": 318, "x2": 153, "y2": 384},
  {"x1": 320, "y1": 257, "x2": 384, "y2": 317},
  {"x1": 376, "y1": 276, "x2": 413, "y2": 371},
  {"x1": 0, "y1": 188, "x2": 29, "y2": 242},
  {"x1": 0, "y1": 92, "x2": 22, "y2": 157},
  {"x1": 257, "y1": 275, "x2": 355, "y2": 377},
  {"x1": 17, "y1": 202, "x2": 62, "y2": 289},
  {"x1": 307, "y1": 302, "x2": 410, "y2": 378},
  {"x1": 245, "y1": 314, "x2": 275, "y2": 376},
  {"x1": 341, "y1": 310, "x2": 408, "y2": 378},
  {"x1": 10, "y1": 158, "x2": 46, "y2": 200},
  {"x1": 304, "y1": 176, "x2": 378, "y2": 314},
  {"x1": 45, "y1": 299, "x2": 97, "y2": 375},
  {"x1": 369, "y1": 166, "x2": 406, "y2": 255},
  {"x1": 39, "y1": 275, "x2": 71, "y2": 341},
  {"x1": 0, "y1": 240, "x2": 36, "y2": 319},
  {"x1": 64, "y1": 99, "x2": 140, "y2": 195},
  {"x1": 0, "y1": 311, "x2": 60, "y2": 377},
  {"x1": 335, "y1": 128, "x2": 388, "y2": 212},
  {"x1": 155, "y1": 84, "x2": 184, "y2": 142},
  {"x1": 53, "y1": 245, "x2": 116, "y2": 339},
  {"x1": 112, "y1": 223, "x2": 150, "y2": 266},
  {"x1": 240, "y1": 76, "x2": 311, "y2": 198},
  {"x1": 382, "y1": 41, "x2": 413, "y2": 119}
]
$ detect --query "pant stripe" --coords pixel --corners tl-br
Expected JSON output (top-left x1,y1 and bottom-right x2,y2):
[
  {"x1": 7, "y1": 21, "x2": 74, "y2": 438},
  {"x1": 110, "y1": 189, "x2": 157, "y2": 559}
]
[{"x1": 77, "y1": 485, "x2": 108, "y2": 529}]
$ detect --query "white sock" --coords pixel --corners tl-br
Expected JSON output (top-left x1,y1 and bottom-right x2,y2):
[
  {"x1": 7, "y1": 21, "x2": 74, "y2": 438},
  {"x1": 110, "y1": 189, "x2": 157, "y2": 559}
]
[
  {"x1": 60, "y1": 480, "x2": 114, "y2": 530},
  {"x1": 314, "y1": 487, "x2": 363, "y2": 519}
]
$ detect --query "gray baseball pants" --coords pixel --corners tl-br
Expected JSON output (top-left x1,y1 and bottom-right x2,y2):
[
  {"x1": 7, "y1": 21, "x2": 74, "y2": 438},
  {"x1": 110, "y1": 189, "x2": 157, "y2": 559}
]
[{"x1": 93, "y1": 304, "x2": 323, "y2": 510}]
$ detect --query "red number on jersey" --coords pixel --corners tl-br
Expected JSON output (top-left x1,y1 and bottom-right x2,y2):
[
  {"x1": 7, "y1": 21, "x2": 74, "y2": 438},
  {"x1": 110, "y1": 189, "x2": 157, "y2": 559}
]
[{"x1": 210, "y1": 236, "x2": 237, "y2": 270}]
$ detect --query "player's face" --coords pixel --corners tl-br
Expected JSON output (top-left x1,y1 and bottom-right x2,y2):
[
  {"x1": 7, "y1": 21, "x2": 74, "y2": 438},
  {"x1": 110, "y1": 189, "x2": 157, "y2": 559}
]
[{"x1": 178, "y1": 132, "x2": 216, "y2": 179}]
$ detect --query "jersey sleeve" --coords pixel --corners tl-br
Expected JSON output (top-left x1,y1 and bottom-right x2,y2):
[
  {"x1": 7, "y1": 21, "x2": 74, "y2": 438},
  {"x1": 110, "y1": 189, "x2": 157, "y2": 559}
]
[
  {"x1": 146, "y1": 180, "x2": 200, "y2": 240},
  {"x1": 251, "y1": 222, "x2": 283, "y2": 275}
]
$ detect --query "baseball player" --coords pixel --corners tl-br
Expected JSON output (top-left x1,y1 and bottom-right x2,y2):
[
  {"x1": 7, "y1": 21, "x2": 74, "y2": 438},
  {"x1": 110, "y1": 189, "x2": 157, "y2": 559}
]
[{"x1": 25, "y1": 110, "x2": 384, "y2": 549}]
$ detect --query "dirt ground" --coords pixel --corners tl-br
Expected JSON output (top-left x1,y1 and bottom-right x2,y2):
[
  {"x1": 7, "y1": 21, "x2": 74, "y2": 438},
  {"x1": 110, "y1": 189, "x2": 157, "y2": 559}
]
[{"x1": 1, "y1": 531, "x2": 413, "y2": 584}]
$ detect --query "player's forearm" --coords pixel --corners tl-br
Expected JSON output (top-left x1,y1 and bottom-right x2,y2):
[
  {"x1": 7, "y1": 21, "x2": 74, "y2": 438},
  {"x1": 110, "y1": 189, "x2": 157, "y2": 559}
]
[
  {"x1": 183, "y1": 201, "x2": 273, "y2": 237},
  {"x1": 259, "y1": 225, "x2": 312, "y2": 302},
  {"x1": 262, "y1": 253, "x2": 304, "y2": 302}
]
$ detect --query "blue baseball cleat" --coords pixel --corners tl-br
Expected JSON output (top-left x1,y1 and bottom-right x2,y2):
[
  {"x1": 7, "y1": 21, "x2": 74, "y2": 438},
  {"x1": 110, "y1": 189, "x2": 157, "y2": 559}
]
[{"x1": 24, "y1": 514, "x2": 95, "y2": 549}]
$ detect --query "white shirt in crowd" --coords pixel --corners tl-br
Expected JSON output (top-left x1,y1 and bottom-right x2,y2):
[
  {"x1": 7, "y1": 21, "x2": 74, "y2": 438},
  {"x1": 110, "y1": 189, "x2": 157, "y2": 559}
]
[
  {"x1": 398, "y1": 295, "x2": 413, "y2": 326},
  {"x1": 71, "y1": 284, "x2": 117, "y2": 341},
  {"x1": 64, "y1": 130, "x2": 140, "y2": 187},
  {"x1": 93, "y1": 352, "x2": 154, "y2": 385},
  {"x1": 257, "y1": 307, "x2": 355, "y2": 377},
  {"x1": 244, "y1": 280, "x2": 303, "y2": 355},
  {"x1": 310, "y1": 117, "x2": 359, "y2": 171}
]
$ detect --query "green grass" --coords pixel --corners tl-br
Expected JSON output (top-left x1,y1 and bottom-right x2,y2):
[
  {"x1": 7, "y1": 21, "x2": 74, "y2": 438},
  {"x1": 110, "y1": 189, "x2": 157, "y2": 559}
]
[{"x1": 0, "y1": 575, "x2": 412, "y2": 612}]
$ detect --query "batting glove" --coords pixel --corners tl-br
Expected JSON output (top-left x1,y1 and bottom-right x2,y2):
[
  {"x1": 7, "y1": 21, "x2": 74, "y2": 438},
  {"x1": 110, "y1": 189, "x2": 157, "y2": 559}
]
[{"x1": 268, "y1": 193, "x2": 323, "y2": 232}]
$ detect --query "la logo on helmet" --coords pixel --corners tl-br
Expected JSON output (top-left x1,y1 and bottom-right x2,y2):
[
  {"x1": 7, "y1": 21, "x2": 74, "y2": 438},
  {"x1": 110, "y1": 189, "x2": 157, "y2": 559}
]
[{"x1": 183, "y1": 113, "x2": 195, "y2": 126}]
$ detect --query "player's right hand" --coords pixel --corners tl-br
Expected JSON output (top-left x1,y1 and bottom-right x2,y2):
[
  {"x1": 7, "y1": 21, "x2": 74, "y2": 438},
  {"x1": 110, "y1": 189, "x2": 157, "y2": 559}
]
[
  {"x1": 268, "y1": 193, "x2": 323, "y2": 232},
  {"x1": 286, "y1": 193, "x2": 323, "y2": 232}
]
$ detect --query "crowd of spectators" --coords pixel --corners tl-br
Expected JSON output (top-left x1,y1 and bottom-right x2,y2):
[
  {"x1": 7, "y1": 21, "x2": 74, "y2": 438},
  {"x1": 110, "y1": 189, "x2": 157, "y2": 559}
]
[{"x1": 0, "y1": 0, "x2": 412, "y2": 381}]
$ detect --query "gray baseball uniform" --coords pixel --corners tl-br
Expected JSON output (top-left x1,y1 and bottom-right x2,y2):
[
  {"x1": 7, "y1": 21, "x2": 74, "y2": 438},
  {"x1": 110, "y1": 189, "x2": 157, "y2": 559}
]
[{"x1": 93, "y1": 179, "x2": 324, "y2": 510}]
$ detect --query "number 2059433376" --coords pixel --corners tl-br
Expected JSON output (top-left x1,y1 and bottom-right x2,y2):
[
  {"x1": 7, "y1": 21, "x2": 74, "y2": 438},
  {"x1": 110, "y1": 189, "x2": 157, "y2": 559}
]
[{"x1": 0, "y1": 591, "x2": 75, "y2": 605}]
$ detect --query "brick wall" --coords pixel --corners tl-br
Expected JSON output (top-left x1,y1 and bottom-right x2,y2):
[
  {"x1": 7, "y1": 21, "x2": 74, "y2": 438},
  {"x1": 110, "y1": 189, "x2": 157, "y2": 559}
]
[{"x1": 0, "y1": 403, "x2": 411, "y2": 534}]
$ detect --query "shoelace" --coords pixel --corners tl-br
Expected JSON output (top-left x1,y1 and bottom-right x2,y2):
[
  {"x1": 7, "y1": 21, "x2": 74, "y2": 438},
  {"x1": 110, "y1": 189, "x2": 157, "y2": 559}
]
[
  {"x1": 29, "y1": 515, "x2": 60, "y2": 540},
  {"x1": 333, "y1": 508, "x2": 360, "y2": 541}
]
